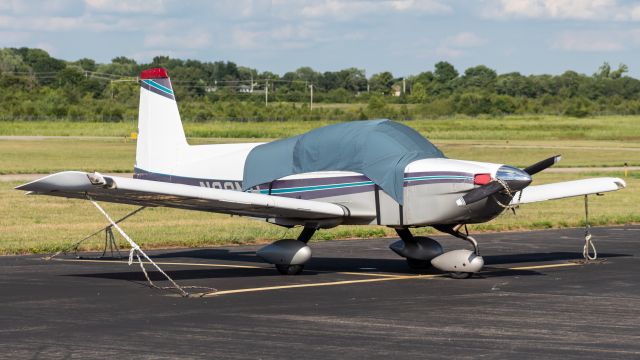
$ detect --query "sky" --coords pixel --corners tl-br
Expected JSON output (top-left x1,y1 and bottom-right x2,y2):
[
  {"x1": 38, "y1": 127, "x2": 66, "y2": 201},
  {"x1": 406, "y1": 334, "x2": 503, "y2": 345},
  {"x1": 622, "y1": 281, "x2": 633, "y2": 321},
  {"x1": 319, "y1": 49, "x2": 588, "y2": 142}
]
[{"x1": 1, "y1": 0, "x2": 640, "y2": 77}]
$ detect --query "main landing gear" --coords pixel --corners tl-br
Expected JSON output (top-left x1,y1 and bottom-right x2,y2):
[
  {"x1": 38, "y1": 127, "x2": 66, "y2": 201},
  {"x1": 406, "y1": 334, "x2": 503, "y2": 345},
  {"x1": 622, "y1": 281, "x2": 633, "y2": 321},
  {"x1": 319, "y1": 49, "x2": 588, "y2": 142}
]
[
  {"x1": 389, "y1": 228, "x2": 444, "y2": 270},
  {"x1": 392, "y1": 225, "x2": 484, "y2": 278},
  {"x1": 257, "y1": 227, "x2": 316, "y2": 275}
]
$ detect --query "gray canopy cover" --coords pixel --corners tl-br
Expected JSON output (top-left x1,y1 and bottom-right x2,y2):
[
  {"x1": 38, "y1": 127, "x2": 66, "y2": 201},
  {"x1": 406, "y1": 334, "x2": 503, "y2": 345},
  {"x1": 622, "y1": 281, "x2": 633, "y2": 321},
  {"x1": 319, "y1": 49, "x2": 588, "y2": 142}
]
[{"x1": 242, "y1": 119, "x2": 445, "y2": 204}]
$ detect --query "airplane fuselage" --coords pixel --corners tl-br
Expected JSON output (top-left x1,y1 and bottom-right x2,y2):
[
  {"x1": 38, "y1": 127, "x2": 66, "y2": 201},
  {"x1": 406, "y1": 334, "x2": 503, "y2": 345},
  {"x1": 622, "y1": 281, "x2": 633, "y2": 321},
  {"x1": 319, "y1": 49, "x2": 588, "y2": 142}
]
[{"x1": 134, "y1": 142, "x2": 509, "y2": 228}]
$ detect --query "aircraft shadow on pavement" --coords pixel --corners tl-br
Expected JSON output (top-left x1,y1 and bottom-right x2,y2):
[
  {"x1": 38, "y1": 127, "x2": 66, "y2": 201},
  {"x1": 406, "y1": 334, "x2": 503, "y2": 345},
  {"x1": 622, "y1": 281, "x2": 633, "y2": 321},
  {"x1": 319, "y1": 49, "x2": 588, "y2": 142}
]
[
  {"x1": 483, "y1": 252, "x2": 629, "y2": 265},
  {"x1": 58, "y1": 250, "x2": 626, "y2": 282}
]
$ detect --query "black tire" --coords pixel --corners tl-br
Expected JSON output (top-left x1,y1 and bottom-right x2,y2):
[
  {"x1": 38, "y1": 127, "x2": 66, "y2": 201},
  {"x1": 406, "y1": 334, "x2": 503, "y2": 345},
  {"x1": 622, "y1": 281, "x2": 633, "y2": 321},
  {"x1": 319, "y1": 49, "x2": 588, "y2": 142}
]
[
  {"x1": 406, "y1": 258, "x2": 431, "y2": 270},
  {"x1": 276, "y1": 264, "x2": 304, "y2": 275},
  {"x1": 449, "y1": 272, "x2": 473, "y2": 279}
]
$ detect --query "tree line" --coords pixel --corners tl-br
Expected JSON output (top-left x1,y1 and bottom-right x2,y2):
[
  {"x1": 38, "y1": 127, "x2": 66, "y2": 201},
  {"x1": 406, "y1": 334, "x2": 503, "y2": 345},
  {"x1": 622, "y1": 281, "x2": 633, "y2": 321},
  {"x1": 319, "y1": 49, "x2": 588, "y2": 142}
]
[{"x1": 1, "y1": 47, "x2": 639, "y2": 122}]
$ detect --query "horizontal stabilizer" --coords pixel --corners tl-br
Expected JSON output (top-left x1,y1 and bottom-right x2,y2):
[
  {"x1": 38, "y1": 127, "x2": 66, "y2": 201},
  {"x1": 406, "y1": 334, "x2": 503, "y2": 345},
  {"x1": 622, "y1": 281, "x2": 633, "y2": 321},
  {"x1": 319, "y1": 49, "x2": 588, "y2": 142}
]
[
  {"x1": 510, "y1": 177, "x2": 626, "y2": 205},
  {"x1": 16, "y1": 171, "x2": 372, "y2": 220}
]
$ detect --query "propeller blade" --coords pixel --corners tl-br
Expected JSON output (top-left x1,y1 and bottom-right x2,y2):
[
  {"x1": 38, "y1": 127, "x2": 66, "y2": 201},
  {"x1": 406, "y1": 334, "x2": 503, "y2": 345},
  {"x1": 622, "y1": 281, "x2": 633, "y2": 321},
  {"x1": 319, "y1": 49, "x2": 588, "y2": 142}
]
[
  {"x1": 456, "y1": 181, "x2": 505, "y2": 207},
  {"x1": 523, "y1": 155, "x2": 561, "y2": 176}
]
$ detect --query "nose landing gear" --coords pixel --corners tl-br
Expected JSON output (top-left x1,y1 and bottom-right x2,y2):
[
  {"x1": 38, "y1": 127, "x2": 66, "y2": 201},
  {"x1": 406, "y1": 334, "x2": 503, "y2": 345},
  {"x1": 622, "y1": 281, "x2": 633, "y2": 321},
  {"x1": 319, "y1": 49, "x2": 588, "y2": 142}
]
[
  {"x1": 392, "y1": 225, "x2": 484, "y2": 278},
  {"x1": 432, "y1": 224, "x2": 484, "y2": 278}
]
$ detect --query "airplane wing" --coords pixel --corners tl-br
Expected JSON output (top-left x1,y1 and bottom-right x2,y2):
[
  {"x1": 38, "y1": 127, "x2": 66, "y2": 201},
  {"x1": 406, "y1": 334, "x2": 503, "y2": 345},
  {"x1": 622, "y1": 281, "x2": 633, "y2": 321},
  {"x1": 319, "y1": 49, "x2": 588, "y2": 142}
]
[
  {"x1": 16, "y1": 171, "x2": 367, "y2": 220},
  {"x1": 510, "y1": 177, "x2": 626, "y2": 205}
]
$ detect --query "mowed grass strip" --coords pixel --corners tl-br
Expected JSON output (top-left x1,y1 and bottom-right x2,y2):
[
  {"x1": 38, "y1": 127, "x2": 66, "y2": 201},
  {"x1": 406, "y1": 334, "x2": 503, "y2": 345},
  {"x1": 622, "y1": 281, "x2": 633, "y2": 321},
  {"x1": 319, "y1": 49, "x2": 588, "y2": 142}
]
[
  {"x1": 1, "y1": 115, "x2": 639, "y2": 140},
  {"x1": 2, "y1": 172, "x2": 638, "y2": 255},
  {"x1": 1, "y1": 137, "x2": 638, "y2": 175}
]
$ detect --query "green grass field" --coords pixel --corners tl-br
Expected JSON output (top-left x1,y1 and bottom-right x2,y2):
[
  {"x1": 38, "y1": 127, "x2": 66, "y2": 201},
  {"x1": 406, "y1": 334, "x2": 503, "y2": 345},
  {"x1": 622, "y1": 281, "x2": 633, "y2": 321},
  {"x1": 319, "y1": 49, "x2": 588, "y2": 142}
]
[{"x1": 0, "y1": 115, "x2": 638, "y2": 254}]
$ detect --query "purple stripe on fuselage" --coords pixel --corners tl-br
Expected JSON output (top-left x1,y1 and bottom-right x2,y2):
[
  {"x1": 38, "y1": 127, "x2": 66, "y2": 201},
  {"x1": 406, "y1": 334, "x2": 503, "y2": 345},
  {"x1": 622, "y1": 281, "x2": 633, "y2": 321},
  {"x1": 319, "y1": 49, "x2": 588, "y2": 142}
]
[
  {"x1": 134, "y1": 168, "x2": 243, "y2": 190},
  {"x1": 407, "y1": 171, "x2": 471, "y2": 177},
  {"x1": 404, "y1": 178, "x2": 470, "y2": 187}
]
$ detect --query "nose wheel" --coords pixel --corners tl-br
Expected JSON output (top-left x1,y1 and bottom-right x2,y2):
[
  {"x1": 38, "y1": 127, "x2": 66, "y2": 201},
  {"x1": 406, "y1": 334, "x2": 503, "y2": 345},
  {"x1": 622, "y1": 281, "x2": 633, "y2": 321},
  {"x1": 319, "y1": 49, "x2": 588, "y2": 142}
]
[{"x1": 449, "y1": 272, "x2": 473, "y2": 279}]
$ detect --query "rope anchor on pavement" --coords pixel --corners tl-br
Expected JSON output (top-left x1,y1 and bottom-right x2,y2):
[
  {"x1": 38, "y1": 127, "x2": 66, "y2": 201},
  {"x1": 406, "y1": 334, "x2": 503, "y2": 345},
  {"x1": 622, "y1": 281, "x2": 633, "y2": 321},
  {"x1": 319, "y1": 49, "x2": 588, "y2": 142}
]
[{"x1": 86, "y1": 196, "x2": 216, "y2": 297}]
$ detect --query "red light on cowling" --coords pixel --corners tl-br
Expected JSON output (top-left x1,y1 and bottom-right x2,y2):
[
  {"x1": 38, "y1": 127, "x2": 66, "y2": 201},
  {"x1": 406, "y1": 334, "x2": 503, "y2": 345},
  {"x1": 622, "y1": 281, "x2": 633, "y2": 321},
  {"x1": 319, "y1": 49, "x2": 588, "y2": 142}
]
[
  {"x1": 140, "y1": 68, "x2": 169, "y2": 79},
  {"x1": 474, "y1": 173, "x2": 492, "y2": 185}
]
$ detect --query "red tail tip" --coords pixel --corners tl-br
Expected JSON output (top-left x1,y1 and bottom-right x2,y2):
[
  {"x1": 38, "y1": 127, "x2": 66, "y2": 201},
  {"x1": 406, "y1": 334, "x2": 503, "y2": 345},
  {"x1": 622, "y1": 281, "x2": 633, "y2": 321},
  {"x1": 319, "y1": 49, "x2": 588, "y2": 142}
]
[{"x1": 140, "y1": 68, "x2": 168, "y2": 79}]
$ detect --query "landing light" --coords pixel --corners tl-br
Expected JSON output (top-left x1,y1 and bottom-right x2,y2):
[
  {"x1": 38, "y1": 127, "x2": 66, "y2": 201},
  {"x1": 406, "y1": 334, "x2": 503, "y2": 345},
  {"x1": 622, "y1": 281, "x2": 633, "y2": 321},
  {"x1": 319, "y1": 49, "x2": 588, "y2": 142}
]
[{"x1": 474, "y1": 173, "x2": 492, "y2": 185}]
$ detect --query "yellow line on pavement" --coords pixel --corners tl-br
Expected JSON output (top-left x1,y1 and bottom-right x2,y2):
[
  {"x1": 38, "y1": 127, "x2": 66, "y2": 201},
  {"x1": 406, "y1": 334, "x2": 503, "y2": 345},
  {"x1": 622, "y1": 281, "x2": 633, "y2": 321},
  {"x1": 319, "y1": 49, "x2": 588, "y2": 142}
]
[
  {"x1": 337, "y1": 271, "x2": 407, "y2": 278},
  {"x1": 198, "y1": 274, "x2": 442, "y2": 297},
  {"x1": 50, "y1": 258, "x2": 269, "y2": 269},
  {"x1": 508, "y1": 263, "x2": 582, "y2": 271},
  {"x1": 201, "y1": 261, "x2": 587, "y2": 297},
  {"x1": 49, "y1": 258, "x2": 406, "y2": 277}
]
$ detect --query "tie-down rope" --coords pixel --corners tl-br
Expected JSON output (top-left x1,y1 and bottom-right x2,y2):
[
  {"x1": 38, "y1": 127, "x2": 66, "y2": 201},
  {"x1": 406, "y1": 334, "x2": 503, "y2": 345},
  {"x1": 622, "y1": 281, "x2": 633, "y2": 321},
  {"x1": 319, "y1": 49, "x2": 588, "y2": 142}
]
[
  {"x1": 583, "y1": 195, "x2": 597, "y2": 260},
  {"x1": 87, "y1": 197, "x2": 216, "y2": 297},
  {"x1": 493, "y1": 180, "x2": 596, "y2": 260}
]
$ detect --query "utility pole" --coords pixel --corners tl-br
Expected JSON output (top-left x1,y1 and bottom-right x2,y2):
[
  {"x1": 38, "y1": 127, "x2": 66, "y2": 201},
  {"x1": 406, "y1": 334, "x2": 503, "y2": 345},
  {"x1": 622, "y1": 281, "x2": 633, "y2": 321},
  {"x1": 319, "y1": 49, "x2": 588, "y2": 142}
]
[
  {"x1": 309, "y1": 84, "x2": 314, "y2": 111},
  {"x1": 265, "y1": 80, "x2": 268, "y2": 106},
  {"x1": 402, "y1": 78, "x2": 406, "y2": 94}
]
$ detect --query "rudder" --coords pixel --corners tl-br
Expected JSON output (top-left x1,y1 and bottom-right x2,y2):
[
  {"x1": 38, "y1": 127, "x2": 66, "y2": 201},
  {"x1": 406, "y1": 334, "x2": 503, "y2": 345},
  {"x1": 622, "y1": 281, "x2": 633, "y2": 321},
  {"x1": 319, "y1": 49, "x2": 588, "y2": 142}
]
[{"x1": 135, "y1": 67, "x2": 188, "y2": 174}]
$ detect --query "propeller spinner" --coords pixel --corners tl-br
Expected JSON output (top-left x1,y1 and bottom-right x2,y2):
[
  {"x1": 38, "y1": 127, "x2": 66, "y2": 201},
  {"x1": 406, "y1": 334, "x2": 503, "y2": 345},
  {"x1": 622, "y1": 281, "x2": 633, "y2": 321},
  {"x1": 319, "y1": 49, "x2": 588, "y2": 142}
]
[{"x1": 456, "y1": 155, "x2": 561, "y2": 207}]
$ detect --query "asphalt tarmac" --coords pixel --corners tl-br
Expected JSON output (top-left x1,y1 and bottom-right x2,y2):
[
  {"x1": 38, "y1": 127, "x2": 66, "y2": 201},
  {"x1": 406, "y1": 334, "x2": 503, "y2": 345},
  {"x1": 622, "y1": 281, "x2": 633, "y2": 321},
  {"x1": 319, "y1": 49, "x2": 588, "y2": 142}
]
[{"x1": 1, "y1": 225, "x2": 639, "y2": 359}]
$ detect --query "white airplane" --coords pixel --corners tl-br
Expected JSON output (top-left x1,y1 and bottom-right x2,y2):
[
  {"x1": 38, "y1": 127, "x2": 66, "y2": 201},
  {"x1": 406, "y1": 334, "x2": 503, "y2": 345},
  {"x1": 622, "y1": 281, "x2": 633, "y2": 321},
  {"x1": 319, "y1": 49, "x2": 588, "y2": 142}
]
[{"x1": 17, "y1": 68, "x2": 627, "y2": 278}]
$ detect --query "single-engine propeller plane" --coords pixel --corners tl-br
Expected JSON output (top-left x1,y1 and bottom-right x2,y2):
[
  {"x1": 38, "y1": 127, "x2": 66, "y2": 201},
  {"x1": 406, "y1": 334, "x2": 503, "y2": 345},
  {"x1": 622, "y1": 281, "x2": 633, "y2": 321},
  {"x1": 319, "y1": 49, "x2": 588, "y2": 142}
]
[{"x1": 17, "y1": 68, "x2": 627, "y2": 278}]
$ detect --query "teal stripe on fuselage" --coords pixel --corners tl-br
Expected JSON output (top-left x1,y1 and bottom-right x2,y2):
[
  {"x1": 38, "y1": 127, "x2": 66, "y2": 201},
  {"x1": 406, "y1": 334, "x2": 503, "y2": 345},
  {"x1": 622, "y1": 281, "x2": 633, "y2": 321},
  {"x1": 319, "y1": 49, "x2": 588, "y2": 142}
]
[
  {"x1": 260, "y1": 180, "x2": 374, "y2": 194},
  {"x1": 259, "y1": 175, "x2": 471, "y2": 195},
  {"x1": 143, "y1": 79, "x2": 173, "y2": 95}
]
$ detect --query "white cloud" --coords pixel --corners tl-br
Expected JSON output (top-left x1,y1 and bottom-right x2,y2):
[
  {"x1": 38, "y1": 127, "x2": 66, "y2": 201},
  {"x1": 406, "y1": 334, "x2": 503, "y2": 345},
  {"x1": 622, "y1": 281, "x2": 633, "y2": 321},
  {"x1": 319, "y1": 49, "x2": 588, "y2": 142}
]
[
  {"x1": 231, "y1": 29, "x2": 259, "y2": 50},
  {"x1": 0, "y1": 0, "x2": 84, "y2": 15},
  {"x1": 435, "y1": 46, "x2": 464, "y2": 58},
  {"x1": 230, "y1": 23, "x2": 325, "y2": 50},
  {"x1": 435, "y1": 32, "x2": 487, "y2": 58},
  {"x1": 0, "y1": 31, "x2": 30, "y2": 44},
  {"x1": 0, "y1": 14, "x2": 145, "y2": 32},
  {"x1": 300, "y1": 0, "x2": 450, "y2": 20},
  {"x1": 34, "y1": 42, "x2": 56, "y2": 55},
  {"x1": 481, "y1": 0, "x2": 632, "y2": 21},
  {"x1": 631, "y1": 5, "x2": 640, "y2": 20},
  {"x1": 389, "y1": 0, "x2": 450, "y2": 13},
  {"x1": 144, "y1": 32, "x2": 211, "y2": 50},
  {"x1": 84, "y1": 0, "x2": 166, "y2": 14},
  {"x1": 129, "y1": 49, "x2": 187, "y2": 62},
  {"x1": 447, "y1": 32, "x2": 486, "y2": 48},
  {"x1": 551, "y1": 31, "x2": 626, "y2": 52}
]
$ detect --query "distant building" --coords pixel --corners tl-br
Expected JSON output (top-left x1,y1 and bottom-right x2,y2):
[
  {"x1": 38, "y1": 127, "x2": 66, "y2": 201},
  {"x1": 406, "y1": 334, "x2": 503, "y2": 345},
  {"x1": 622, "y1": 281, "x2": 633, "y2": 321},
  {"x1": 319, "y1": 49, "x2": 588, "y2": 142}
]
[{"x1": 392, "y1": 84, "x2": 402, "y2": 97}]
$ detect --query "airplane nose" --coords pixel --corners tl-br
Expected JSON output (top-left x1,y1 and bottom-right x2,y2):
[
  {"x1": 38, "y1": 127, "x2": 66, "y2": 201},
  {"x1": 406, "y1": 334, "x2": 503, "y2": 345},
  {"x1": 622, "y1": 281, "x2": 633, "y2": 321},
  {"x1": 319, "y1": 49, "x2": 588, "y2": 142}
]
[{"x1": 496, "y1": 165, "x2": 532, "y2": 191}]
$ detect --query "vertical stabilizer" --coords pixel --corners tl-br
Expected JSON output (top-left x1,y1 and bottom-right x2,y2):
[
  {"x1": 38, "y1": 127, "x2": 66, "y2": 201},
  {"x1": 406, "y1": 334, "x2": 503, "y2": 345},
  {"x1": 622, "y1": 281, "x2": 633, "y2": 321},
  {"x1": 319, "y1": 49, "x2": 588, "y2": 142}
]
[{"x1": 136, "y1": 67, "x2": 188, "y2": 173}]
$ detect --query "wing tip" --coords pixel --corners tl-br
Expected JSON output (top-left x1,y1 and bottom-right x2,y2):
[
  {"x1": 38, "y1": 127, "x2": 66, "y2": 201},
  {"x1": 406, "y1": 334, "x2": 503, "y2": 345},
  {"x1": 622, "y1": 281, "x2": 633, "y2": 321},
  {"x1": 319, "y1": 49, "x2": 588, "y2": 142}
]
[{"x1": 614, "y1": 179, "x2": 626, "y2": 189}]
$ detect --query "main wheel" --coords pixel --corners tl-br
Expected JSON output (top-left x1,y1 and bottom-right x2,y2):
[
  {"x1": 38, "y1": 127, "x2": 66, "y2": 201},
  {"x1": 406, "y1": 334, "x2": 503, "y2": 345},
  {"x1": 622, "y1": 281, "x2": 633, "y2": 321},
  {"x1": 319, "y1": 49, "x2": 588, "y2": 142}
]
[
  {"x1": 406, "y1": 258, "x2": 431, "y2": 270},
  {"x1": 449, "y1": 272, "x2": 473, "y2": 279},
  {"x1": 275, "y1": 264, "x2": 304, "y2": 275}
]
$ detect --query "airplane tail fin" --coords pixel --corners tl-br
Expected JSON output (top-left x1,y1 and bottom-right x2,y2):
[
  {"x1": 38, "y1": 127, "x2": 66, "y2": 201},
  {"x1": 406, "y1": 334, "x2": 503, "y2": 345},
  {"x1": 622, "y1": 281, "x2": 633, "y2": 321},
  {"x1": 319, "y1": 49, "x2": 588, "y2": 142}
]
[{"x1": 135, "y1": 67, "x2": 188, "y2": 173}]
